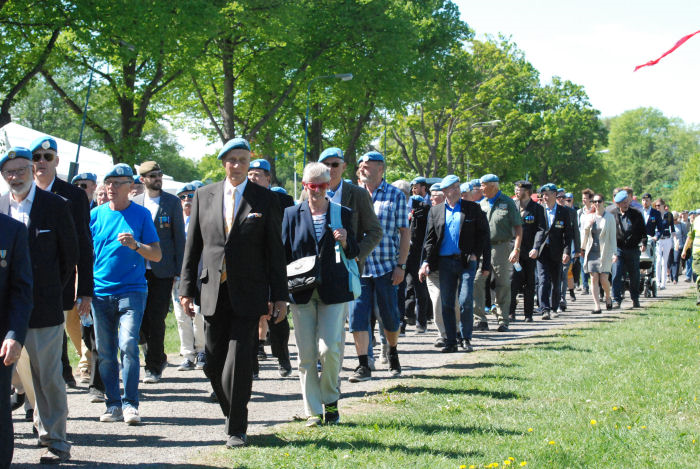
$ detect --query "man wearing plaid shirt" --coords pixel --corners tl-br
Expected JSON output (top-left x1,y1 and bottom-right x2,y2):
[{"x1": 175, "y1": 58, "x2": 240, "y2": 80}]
[{"x1": 348, "y1": 151, "x2": 410, "y2": 383}]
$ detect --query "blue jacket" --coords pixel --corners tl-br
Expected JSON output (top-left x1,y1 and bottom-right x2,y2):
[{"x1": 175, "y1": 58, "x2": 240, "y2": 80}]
[
  {"x1": 0, "y1": 213, "x2": 33, "y2": 345},
  {"x1": 283, "y1": 201, "x2": 359, "y2": 305},
  {"x1": 643, "y1": 207, "x2": 663, "y2": 238}
]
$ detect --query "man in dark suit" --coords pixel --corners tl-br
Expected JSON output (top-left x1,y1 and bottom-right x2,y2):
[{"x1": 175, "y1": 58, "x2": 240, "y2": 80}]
[
  {"x1": 640, "y1": 192, "x2": 662, "y2": 238},
  {"x1": 0, "y1": 146, "x2": 78, "y2": 464},
  {"x1": 133, "y1": 161, "x2": 186, "y2": 383},
  {"x1": 30, "y1": 136, "x2": 93, "y2": 388},
  {"x1": 510, "y1": 181, "x2": 546, "y2": 322},
  {"x1": 179, "y1": 138, "x2": 287, "y2": 448},
  {"x1": 611, "y1": 190, "x2": 648, "y2": 309},
  {"x1": 535, "y1": 183, "x2": 574, "y2": 320},
  {"x1": 248, "y1": 158, "x2": 294, "y2": 377},
  {"x1": 420, "y1": 175, "x2": 490, "y2": 353},
  {"x1": 555, "y1": 188, "x2": 581, "y2": 312},
  {"x1": 0, "y1": 213, "x2": 33, "y2": 469}
]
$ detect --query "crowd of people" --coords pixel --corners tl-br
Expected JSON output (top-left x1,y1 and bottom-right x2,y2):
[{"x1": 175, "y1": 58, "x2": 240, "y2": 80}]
[{"x1": 1, "y1": 136, "x2": 698, "y2": 465}]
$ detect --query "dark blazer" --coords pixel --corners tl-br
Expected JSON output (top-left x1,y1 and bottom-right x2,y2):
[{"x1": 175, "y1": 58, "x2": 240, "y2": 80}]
[
  {"x1": 133, "y1": 191, "x2": 186, "y2": 278},
  {"x1": 565, "y1": 205, "x2": 581, "y2": 254},
  {"x1": 422, "y1": 200, "x2": 491, "y2": 272},
  {"x1": 180, "y1": 180, "x2": 287, "y2": 318},
  {"x1": 642, "y1": 207, "x2": 663, "y2": 238},
  {"x1": 48, "y1": 176, "x2": 93, "y2": 309},
  {"x1": 0, "y1": 214, "x2": 33, "y2": 345},
  {"x1": 0, "y1": 187, "x2": 79, "y2": 328},
  {"x1": 282, "y1": 201, "x2": 360, "y2": 305},
  {"x1": 537, "y1": 204, "x2": 574, "y2": 261},
  {"x1": 611, "y1": 207, "x2": 648, "y2": 250},
  {"x1": 302, "y1": 181, "x2": 382, "y2": 272},
  {"x1": 274, "y1": 191, "x2": 295, "y2": 215},
  {"x1": 519, "y1": 199, "x2": 546, "y2": 254},
  {"x1": 407, "y1": 198, "x2": 430, "y2": 271}
]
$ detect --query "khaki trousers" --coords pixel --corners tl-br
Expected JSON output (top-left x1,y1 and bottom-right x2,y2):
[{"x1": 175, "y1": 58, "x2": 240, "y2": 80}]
[
  {"x1": 474, "y1": 242, "x2": 513, "y2": 327},
  {"x1": 425, "y1": 271, "x2": 459, "y2": 339}
]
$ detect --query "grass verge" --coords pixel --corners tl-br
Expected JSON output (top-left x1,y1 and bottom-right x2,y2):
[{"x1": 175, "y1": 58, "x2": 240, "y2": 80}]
[{"x1": 194, "y1": 295, "x2": 700, "y2": 468}]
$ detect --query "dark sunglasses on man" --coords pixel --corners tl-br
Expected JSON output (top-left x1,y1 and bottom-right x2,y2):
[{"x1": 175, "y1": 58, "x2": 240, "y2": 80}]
[
  {"x1": 179, "y1": 193, "x2": 194, "y2": 200},
  {"x1": 74, "y1": 183, "x2": 88, "y2": 189},
  {"x1": 322, "y1": 161, "x2": 342, "y2": 168},
  {"x1": 32, "y1": 152, "x2": 55, "y2": 162}
]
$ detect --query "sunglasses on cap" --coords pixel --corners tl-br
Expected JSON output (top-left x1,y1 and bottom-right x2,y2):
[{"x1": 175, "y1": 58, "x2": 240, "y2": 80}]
[
  {"x1": 178, "y1": 193, "x2": 194, "y2": 200},
  {"x1": 322, "y1": 161, "x2": 342, "y2": 168},
  {"x1": 303, "y1": 182, "x2": 329, "y2": 191},
  {"x1": 32, "y1": 152, "x2": 55, "y2": 162}
]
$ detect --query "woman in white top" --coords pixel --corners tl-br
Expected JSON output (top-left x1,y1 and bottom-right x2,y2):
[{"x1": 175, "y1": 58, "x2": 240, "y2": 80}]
[{"x1": 581, "y1": 194, "x2": 617, "y2": 314}]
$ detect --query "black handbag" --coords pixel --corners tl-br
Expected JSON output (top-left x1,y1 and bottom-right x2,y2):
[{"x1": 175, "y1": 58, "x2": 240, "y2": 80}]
[{"x1": 286, "y1": 254, "x2": 320, "y2": 293}]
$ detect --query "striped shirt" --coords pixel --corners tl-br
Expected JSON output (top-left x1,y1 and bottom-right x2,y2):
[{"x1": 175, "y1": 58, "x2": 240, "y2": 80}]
[
  {"x1": 363, "y1": 180, "x2": 408, "y2": 277},
  {"x1": 312, "y1": 213, "x2": 326, "y2": 241}
]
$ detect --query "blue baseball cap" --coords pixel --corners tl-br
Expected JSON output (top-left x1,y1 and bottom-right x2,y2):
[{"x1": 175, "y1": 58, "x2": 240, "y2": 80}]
[
  {"x1": 29, "y1": 136, "x2": 57, "y2": 153},
  {"x1": 71, "y1": 172, "x2": 97, "y2": 184},
  {"x1": 270, "y1": 186, "x2": 288, "y2": 195},
  {"x1": 460, "y1": 182, "x2": 472, "y2": 193},
  {"x1": 177, "y1": 183, "x2": 196, "y2": 195},
  {"x1": 319, "y1": 147, "x2": 344, "y2": 163},
  {"x1": 103, "y1": 163, "x2": 134, "y2": 180},
  {"x1": 357, "y1": 151, "x2": 384, "y2": 164},
  {"x1": 430, "y1": 183, "x2": 442, "y2": 192},
  {"x1": 480, "y1": 174, "x2": 499, "y2": 184},
  {"x1": 539, "y1": 183, "x2": 557, "y2": 193},
  {"x1": 440, "y1": 174, "x2": 460, "y2": 190},
  {"x1": 0, "y1": 146, "x2": 32, "y2": 169},
  {"x1": 218, "y1": 137, "x2": 251, "y2": 160},
  {"x1": 249, "y1": 158, "x2": 270, "y2": 172},
  {"x1": 411, "y1": 176, "x2": 427, "y2": 185},
  {"x1": 614, "y1": 190, "x2": 629, "y2": 203}
]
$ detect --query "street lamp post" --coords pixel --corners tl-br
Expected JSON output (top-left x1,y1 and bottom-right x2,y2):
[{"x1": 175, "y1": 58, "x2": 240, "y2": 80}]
[{"x1": 303, "y1": 73, "x2": 353, "y2": 167}]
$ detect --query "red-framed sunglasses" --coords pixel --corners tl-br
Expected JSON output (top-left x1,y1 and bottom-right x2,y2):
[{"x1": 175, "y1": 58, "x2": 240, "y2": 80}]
[{"x1": 303, "y1": 182, "x2": 329, "y2": 191}]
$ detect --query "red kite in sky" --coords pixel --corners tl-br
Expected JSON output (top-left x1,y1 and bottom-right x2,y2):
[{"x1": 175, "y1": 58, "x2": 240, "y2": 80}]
[{"x1": 634, "y1": 29, "x2": 700, "y2": 71}]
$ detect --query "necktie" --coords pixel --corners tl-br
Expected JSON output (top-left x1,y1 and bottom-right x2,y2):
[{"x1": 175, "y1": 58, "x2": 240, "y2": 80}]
[{"x1": 221, "y1": 189, "x2": 238, "y2": 284}]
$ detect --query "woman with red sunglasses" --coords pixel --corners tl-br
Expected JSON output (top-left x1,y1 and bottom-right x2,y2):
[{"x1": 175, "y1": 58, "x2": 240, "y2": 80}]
[{"x1": 282, "y1": 162, "x2": 359, "y2": 427}]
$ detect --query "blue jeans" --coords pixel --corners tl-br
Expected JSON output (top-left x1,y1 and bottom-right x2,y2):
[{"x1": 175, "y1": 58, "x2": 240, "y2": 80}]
[
  {"x1": 612, "y1": 248, "x2": 640, "y2": 303},
  {"x1": 438, "y1": 257, "x2": 477, "y2": 346},
  {"x1": 93, "y1": 291, "x2": 147, "y2": 409},
  {"x1": 350, "y1": 272, "x2": 401, "y2": 334}
]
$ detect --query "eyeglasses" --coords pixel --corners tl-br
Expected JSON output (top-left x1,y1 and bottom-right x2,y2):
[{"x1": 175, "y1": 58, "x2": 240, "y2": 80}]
[
  {"x1": 322, "y1": 161, "x2": 342, "y2": 168},
  {"x1": 566, "y1": 199, "x2": 572, "y2": 203},
  {"x1": 75, "y1": 183, "x2": 88, "y2": 189},
  {"x1": 1, "y1": 165, "x2": 31, "y2": 178},
  {"x1": 104, "y1": 179, "x2": 132, "y2": 187},
  {"x1": 179, "y1": 193, "x2": 194, "y2": 200},
  {"x1": 653, "y1": 204, "x2": 661, "y2": 208},
  {"x1": 556, "y1": 195, "x2": 565, "y2": 199},
  {"x1": 592, "y1": 200, "x2": 604, "y2": 204},
  {"x1": 143, "y1": 171, "x2": 163, "y2": 178},
  {"x1": 304, "y1": 182, "x2": 329, "y2": 192},
  {"x1": 32, "y1": 152, "x2": 55, "y2": 162}
]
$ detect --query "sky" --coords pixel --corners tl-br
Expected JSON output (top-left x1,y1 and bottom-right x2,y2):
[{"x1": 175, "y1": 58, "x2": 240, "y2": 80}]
[{"x1": 454, "y1": 0, "x2": 700, "y2": 124}]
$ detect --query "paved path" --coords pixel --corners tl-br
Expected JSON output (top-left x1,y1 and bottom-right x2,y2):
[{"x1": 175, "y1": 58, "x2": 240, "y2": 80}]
[{"x1": 12, "y1": 282, "x2": 692, "y2": 467}]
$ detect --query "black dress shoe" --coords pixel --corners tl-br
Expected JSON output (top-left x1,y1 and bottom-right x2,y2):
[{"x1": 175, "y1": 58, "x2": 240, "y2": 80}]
[
  {"x1": 524, "y1": 316, "x2": 533, "y2": 323},
  {"x1": 606, "y1": 300, "x2": 613, "y2": 311},
  {"x1": 632, "y1": 300, "x2": 641, "y2": 308},
  {"x1": 592, "y1": 309, "x2": 602, "y2": 314},
  {"x1": 63, "y1": 374, "x2": 77, "y2": 389},
  {"x1": 226, "y1": 434, "x2": 247, "y2": 448},
  {"x1": 25, "y1": 408, "x2": 34, "y2": 421},
  {"x1": 10, "y1": 390, "x2": 25, "y2": 411},
  {"x1": 440, "y1": 345, "x2": 458, "y2": 353},
  {"x1": 497, "y1": 324, "x2": 509, "y2": 332}
]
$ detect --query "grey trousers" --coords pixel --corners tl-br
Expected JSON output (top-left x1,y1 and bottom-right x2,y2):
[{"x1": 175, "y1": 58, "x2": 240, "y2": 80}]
[
  {"x1": 474, "y1": 242, "x2": 513, "y2": 327},
  {"x1": 16, "y1": 325, "x2": 70, "y2": 453}
]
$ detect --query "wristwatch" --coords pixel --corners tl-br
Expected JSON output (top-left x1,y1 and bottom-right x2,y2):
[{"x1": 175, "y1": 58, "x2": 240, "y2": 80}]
[
  {"x1": 131, "y1": 241, "x2": 142, "y2": 251},
  {"x1": 399, "y1": 264, "x2": 407, "y2": 270}
]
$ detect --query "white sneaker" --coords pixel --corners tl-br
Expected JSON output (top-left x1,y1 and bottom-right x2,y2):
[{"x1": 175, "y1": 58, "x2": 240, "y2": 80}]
[
  {"x1": 123, "y1": 406, "x2": 141, "y2": 425},
  {"x1": 100, "y1": 406, "x2": 123, "y2": 422}
]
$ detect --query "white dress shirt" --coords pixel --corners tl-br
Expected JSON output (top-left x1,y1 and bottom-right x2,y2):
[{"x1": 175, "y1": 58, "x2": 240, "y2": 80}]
[
  {"x1": 223, "y1": 177, "x2": 247, "y2": 228},
  {"x1": 9, "y1": 182, "x2": 36, "y2": 227}
]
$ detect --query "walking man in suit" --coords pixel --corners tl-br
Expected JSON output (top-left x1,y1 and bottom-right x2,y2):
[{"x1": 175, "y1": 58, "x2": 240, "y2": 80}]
[
  {"x1": 71, "y1": 172, "x2": 98, "y2": 209},
  {"x1": 0, "y1": 213, "x2": 33, "y2": 469},
  {"x1": 31, "y1": 136, "x2": 93, "y2": 388},
  {"x1": 510, "y1": 180, "x2": 546, "y2": 322},
  {"x1": 0, "y1": 147, "x2": 78, "y2": 464},
  {"x1": 133, "y1": 161, "x2": 186, "y2": 384},
  {"x1": 535, "y1": 183, "x2": 574, "y2": 320},
  {"x1": 179, "y1": 138, "x2": 287, "y2": 448},
  {"x1": 420, "y1": 175, "x2": 490, "y2": 352}
]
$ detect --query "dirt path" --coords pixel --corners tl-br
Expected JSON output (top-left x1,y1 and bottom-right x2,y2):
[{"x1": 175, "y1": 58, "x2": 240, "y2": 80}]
[{"x1": 12, "y1": 282, "x2": 691, "y2": 467}]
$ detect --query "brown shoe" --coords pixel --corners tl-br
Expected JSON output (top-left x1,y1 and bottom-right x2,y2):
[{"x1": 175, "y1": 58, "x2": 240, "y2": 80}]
[{"x1": 39, "y1": 447, "x2": 70, "y2": 464}]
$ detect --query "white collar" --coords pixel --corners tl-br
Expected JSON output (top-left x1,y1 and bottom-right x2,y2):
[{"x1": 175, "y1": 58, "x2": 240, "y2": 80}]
[
  {"x1": 225, "y1": 177, "x2": 247, "y2": 196},
  {"x1": 10, "y1": 181, "x2": 37, "y2": 205}
]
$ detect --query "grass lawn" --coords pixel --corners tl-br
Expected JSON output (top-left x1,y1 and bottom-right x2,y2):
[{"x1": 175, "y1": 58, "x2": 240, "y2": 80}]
[{"x1": 194, "y1": 295, "x2": 700, "y2": 468}]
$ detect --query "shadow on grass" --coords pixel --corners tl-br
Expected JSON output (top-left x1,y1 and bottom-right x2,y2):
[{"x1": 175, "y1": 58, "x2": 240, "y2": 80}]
[
  {"x1": 380, "y1": 383, "x2": 520, "y2": 400},
  {"x1": 247, "y1": 432, "x2": 483, "y2": 460}
]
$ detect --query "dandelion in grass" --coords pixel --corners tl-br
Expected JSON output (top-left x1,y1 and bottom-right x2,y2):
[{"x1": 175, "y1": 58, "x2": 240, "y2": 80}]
[
  {"x1": 508, "y1": 457, "x2": 515, "y2": 462},
  {"x1": 627, "y1": 425, "x2": 632, "y2": 429},
  {"x1": 641, "y1": 426, "x2": 646, "y2": 429},
  {"x1": 504, "y1": 460, "x2": 511, "y2": 466},
  {"x1": 459, "y1": 465, "x2": 466, "y2": 469},
  {"x1": 520, "y1": 463, "x2": 527, "y2": 467},
  {"x1": 612, "y1": 406, "x2": 618, "y2": 411},
  {"x1": 527, "y1": 428, "x2": 533, "y2": 433},
  {"x1": 590, "y1": 419, "x2": 597, "y2": 425},
  {"x1": 549, "y1": 440, "x2": 556, "y2": 445}
]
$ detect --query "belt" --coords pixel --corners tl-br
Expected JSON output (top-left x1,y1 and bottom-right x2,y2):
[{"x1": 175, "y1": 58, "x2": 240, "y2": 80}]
[{"x1": 440, "y1": 254, "x2": 462, "y2": 260}]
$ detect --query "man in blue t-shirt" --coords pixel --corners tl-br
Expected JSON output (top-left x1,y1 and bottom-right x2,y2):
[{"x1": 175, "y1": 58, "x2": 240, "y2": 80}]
[{"x1": 90, "y1": 163, "x2": 161, "y2": 426}]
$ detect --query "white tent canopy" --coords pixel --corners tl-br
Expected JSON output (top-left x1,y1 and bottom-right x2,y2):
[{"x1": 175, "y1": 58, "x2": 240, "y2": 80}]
[{"x1": 0, "y1": 122, "x2": 187, "y2": 195}]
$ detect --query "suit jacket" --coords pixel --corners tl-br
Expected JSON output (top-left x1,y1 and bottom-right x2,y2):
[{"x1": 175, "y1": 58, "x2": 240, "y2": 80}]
[
  {"x1": 407, "y1": 198, "x2": 430, "y2": 270},
  {"x1": 274, "y1": 191, "x2": 295, "y2": 215},
  {"x1": 422, "y1": 200, "x2": 491, "y2": 272},
  {"x1": 0, "y1": 187, "x2": 79, "y2": 328},
  {"x1": 519, "y1": 199, "x2": 546, "y2": 255},
  {"x1": 133, "y1": 191, "x2": 186, "y2": 278},
  {"x1": 48, "y1": 176, "x2": 93, "y2": 309},
  {"x1": 642, "y1": 207, "x2": 662, "y2": 238},
  {"x1": 0, "y1": 213, "x2": 33, "y2": 345},
  {"x1": 537, "y1": 204, "x2": 574, "y2": 262},
  {"x1": 611, "y1": 207, "x2": 648, "y2": 250},
  {"x1": 180, "y1": 180, "x2": 287, "y2": 318},
  {"x1": 282, "y1": 201, "x2": 360, "y2": 305}
]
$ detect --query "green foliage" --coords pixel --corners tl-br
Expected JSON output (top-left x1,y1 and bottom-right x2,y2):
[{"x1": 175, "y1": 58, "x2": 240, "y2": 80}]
[
  {"x1": 604, "y1": 108, "x2": 700, "y2": 202},
  {"x1": 672, "y1": 152, "x2": 700, "y2": 210}
]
